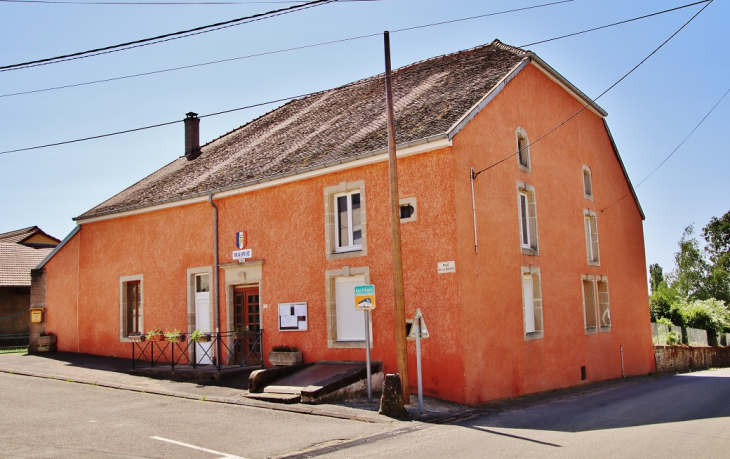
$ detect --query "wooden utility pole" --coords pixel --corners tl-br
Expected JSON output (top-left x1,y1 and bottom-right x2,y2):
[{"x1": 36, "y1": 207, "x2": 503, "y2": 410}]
[{"x1": 384, "y1": 31, "x2": 410, "y2": 404}]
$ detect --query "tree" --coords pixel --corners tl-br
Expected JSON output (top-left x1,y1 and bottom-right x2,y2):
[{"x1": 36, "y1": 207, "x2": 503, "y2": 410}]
[
  {"x1": 702, "y1": 210, "x2": 730, "y2": 267},
  {"x1": 649, "y1": 263, "x2": 664, "y2": 294},
  {"x1": 701, "y1": 211, "x2": 730, "y2": 304},
  {"x1": 667, "y1": 225, "x2": 711, "y2": 301}
]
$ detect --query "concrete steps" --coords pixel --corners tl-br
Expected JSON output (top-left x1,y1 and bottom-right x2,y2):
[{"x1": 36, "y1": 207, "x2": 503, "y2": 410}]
[{"x1": 246, "y1": 361, "x2": 382, "y2": 404}]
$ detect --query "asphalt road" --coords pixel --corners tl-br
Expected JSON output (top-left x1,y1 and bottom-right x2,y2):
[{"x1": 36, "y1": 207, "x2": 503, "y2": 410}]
[
  {"x1": 314, "y1": 369, "x2": 730, "y2": 459},
  {"x1": 3, "y1": 368, "x2": 730, "y2": 458},
  {"x1": 0, "y1": 372, "x2": 391, "y2": 458}
]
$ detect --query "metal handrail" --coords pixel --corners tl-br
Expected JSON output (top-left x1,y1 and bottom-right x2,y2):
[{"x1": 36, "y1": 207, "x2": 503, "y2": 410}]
[{"x1": 131, "y1": 330, "x2": 263, "y2": 371}]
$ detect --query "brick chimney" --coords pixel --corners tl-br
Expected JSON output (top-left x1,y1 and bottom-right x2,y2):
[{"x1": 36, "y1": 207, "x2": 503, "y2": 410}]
[{"x1": 184, "y1": 112, "x2": 201, "y2": 160}]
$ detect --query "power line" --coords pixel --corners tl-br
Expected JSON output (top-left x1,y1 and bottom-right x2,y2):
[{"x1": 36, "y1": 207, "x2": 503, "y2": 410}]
[
  {"x1": 0, "y1": 91, "x2": 321, "y2": 154},
  {"x1": 520, "y1": 0, "x2": 709, "y2": 47},
  {"x1": 1, "y1": 0, "x2": 700, "y2": 99},
  {"x1": 0, "y1": 0, "x2": 376, "y2": 5},
  {"x1": 0, "y1": 0, "x2": 338, "y2": 72},
  {"x1": 600, "y1": 86, "x2": 730, "y2": 214},
  {"x1": 0, "y1": 0, "x2": 714, "y2": 155},
  {"x1": 472, "y1": 0, "x2": 713, "y2": 180}
]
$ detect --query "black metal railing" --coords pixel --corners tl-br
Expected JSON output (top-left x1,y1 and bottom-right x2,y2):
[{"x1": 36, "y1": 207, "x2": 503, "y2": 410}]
[
  {"x1": 0, "y1": 310, "x2": 30, "y2": 354},
  {"x1": 0, "y1": 333, "x2": 30, "y2": 354},
  {"x1": 131, "y1": 330, "x2": 263, "y2": 371}
]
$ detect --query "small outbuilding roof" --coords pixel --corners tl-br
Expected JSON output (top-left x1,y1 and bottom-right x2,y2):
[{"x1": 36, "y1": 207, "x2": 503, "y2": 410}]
[
  {"x1": 0, "y1": 226, "x2": 60, "y2": 245},
  {"x1": 0, "y1": 243, "x2": 53, "y2": 287}
]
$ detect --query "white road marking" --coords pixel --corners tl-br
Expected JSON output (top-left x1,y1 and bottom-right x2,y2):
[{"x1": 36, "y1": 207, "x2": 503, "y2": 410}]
[{"x1": 151, "y1": 436, "x2": 247, "y2": 459}]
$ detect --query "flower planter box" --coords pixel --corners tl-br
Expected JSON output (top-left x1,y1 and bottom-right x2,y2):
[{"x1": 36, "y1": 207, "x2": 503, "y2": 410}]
[
  {"x1": 38, "y1": 334, "x2": 57, "y2": 346},
  {"x1": 269, "y1": 351, "x2": 303, "y2": 366},
  {"x1": 127, "y1": 334, "x2": 145, "y2": 342},
  {"x1": 148, "y1": 335, "x2": 166, "y2": 342}
]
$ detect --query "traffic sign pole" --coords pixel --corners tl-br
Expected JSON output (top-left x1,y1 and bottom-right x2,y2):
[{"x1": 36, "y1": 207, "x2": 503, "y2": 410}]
[
  {"x1": 416, "y1": 318, "x2": 423, "y2": 414},
  {"x1": 365, "y1": 310, "x2": 372, "y2": 402}
]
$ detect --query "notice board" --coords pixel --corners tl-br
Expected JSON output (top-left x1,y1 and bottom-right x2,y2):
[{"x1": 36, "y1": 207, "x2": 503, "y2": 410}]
[{"x1": 278, "y1": 302, "x2": 308, "y2": 331}]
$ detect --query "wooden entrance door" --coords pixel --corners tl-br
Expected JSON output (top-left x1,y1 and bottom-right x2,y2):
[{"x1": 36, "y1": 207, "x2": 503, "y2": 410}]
[{"x1": 234, "y1": 287, "x2": 260, "y2": 362}]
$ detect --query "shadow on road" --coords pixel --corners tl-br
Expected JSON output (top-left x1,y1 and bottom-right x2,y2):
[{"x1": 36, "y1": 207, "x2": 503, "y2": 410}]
[{"x1": 460, "y1": 370, "x2": 730, "y2": 434}]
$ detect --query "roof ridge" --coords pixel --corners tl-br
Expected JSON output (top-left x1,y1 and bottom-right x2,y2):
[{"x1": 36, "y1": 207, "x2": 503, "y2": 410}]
[
  {"x1": 0, "y1": 226, "x2": 37, "y2": 239},
  {"x1": 198, "y1": 40, "x2": 523, "y2": 153}
]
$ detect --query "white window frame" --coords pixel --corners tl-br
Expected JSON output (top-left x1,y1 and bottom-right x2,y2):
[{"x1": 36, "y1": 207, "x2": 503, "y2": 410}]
[
  {"x1": 584, "y1": 210, "x2": 600, "y2": 265},
  {"x1": 521, "y1": 266, "x2": 543, "y2": 340},
  {"x1": 519, "y1": 191, "x2": 531, "y2": 249},
  {"x1": 582, "y1": 275, "x2": 611, "y2": 333},
  {"x1": 187, "y1": 266, "x2": 212, "y2": 335},
  {"x1": 119, "y1": 274, "x2": 143, "y2": 342},
  {"x1": 324, "y1": 181, "x2": 367, "y2": 260},
  {"x1": 334, "y1": 191, "x2": 362, "y2": 253},
  {"x1": 583, "y1": 165, "x2": 593, "y2": 200},
  {"x1": 516, "y1": 127, "x2": 531, "y2": 172},
  {"x1": 517, "y1": 181, "x2": 539, "y2": 255},
  {"x1": 325, "y1": 266, "x2": 371, "y2": 349}
]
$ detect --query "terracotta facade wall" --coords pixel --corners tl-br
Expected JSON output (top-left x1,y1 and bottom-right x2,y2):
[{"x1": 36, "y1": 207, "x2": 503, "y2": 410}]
[
  {"x1": 451, "y1": 63, "x2": 654, "y2": 404},
  {"x1": 44, "y1": 62, "x2": 655, "y2": 405},
  {"x1": 44, "y1": 149, "x2": 466, "y2": 402}
]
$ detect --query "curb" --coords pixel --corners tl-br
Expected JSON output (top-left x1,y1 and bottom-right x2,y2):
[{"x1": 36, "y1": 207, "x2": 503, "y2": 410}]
[{"x1": 0, "y1": 367, "x2": 394, "y2": 424}]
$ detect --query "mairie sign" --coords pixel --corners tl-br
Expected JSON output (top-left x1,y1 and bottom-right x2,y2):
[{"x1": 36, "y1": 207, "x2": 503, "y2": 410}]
[
  {"x1": 233, "y1": 249, "x2": 252, "y2": 261},
  {"x1": 354, "y1": 284, "x2": 376, "y2": 310}
]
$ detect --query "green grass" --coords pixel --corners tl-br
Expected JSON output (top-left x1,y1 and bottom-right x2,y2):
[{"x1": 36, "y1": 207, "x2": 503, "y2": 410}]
[{"x1": 0, "y1": 347, "x2": 28, "y2": 355}]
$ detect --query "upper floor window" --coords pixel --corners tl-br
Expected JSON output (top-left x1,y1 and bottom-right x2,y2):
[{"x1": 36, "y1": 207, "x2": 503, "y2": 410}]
[
  {"x1": 516, "y1": 127, "x2": 531, "y2": 172},
  {"x1": 583, "y1": 165, "x2": 593, "y2": 200},
  {"x1": 335, "y1": 191, "x2": 362, "y2": 252},
  {"x1": 584, "y1": 210, "x2": 599, "y2": 265},
  {"x1": 517, "y1": 181, "x2": 538, "y2": 255},
  {"x1": 399, "y1": 197, "x2": 418, "y2": 223},
  {"x1": 324, "y1": 181, "x2": 367, "y2": 260}
]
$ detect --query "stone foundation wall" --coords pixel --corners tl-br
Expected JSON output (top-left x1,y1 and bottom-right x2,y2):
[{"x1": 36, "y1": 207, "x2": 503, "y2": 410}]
[
  {"x1": 28, "y1": 268, "x2": 47, "y2": 354},
  {"x1": 654, "y1": 345, "x2": 730, "y2": 373}
]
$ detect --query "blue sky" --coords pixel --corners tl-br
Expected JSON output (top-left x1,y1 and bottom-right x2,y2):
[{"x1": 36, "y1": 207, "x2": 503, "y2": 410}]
[{"x1": 1, "y1": 0, "x2": 728, "y2": 275}]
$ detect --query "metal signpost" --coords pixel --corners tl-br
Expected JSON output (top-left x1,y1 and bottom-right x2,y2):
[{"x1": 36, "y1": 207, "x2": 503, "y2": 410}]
[
  {"x1": 354, "y1": 284, "x2": 376, "y2": 402},
  {"x1": 408, "y1": 308, "x2": 429, "y2": 414}
]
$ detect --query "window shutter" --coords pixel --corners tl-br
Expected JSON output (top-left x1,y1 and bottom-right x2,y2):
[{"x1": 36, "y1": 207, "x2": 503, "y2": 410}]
[{"x1": 523, "y1": 275, "x2": 536, "y2": 333}]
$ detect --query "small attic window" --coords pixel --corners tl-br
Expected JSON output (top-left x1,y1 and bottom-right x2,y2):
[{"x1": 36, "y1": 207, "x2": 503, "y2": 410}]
[
  {"x1": 516, "y1": 127, "x2": 530, "y2": 172},
  {"x1": 583, "y1": 165, "x2": 593, "y2": 200},
  {"x1": 400, "y1": 205, "x2": 414, "y2": 219},
  {"x1": 399, "y1": 197, "x2": 417, "y2": 223}
]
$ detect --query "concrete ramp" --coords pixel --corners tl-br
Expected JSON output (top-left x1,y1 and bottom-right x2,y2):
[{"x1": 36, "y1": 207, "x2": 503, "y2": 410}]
[{"x1": 246, "y1": 361, "x2": 382, "y2": 404}]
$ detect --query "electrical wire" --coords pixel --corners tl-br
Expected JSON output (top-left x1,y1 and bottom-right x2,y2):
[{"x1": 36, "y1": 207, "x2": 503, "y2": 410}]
[
  {"x1": 472, "y1": 0, "x2": 713, "y2": 180},
  {"x1": 0, "y1": 0, "x2": 338, "y2": 72},
  {"x1": 0, "y1": 0, "x2": 373, "y2": 4},
  {"x1": 0, "y1": 0, "x2": 701, "y2": 99},
  {"x1": 0, "y1": 0, "x2": 714, "y2": 155},
  {"x1": 600, "y1": 86, "x2": 730, "y2": 214}
]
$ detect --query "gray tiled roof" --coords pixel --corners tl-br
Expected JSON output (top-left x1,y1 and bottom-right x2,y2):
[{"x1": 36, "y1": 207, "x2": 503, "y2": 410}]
[
  {"x1": 0, "y1": 243, "x2": 52, "y2": 287},
  {"x1": 78, "y1": 40, "x2": 526, "y2": 220}
]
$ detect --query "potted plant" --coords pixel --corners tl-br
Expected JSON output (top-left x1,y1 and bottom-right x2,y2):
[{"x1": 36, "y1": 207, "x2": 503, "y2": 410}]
[
  {"x1": 38, "y1": 332, "x2": 57, "y2": 347},
  {"x1": 190, "y1": 329, "x2": 212, "y2": 343},
  {"x1": 269, "y1": 345, "x2": 302, "y2": 366},
  {"x1": 127, "y1": 332, "x2": 145, "y2": 342},
  {"x1": 234, "y1": 326, "x2": 254, "y2": 340},
  {"x1": 164, "y1": 329, "x2": 185, "y2": 343},
  {"x1": 146, "y1": 329, "x2": 165, "y2": 342}
]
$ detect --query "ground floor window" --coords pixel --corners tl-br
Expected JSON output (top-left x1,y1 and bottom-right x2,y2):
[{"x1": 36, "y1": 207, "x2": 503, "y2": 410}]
[
  {"x1": 582, "y1": 275, "x2": 610, "y2": 333},
  {"x1": 119, "y1": 274, "x2": 143, "y2": 340},
  {"x1": 521, "y1": 266, "x2": 543, "y2": 339},
  {"x1": 325, "y1": 266, "x2": 370, "y2": 348}
]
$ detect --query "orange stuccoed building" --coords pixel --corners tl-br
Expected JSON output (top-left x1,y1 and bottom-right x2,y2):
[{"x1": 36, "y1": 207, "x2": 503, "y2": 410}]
[{"x1": 37, "y1": 40, "x2": 655, "y2": 405}]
